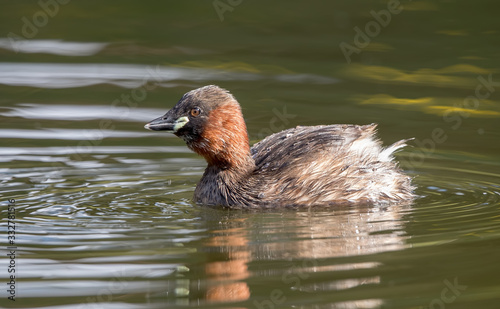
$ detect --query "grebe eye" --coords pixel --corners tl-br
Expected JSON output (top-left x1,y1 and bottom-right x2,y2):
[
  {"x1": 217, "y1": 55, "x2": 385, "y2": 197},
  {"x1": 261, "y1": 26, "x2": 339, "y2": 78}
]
[{"x1": 190, "y1": 107, "x2": 201, "y2": 117}]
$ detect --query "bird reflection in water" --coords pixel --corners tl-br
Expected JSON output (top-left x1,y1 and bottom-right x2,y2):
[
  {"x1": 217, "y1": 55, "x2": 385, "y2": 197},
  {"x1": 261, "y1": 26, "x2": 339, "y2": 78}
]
[{"x1": 188, "y1": 203, "x2": 411, "y2": 308}]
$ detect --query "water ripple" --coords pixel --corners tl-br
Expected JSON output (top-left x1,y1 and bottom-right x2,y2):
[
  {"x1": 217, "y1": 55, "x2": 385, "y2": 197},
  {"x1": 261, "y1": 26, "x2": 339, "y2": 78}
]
[
  {"x1": 0, "y1": 103, "x2": 166, "y2": 122},
  {"x1": 0, "y1": 62, "x2": 338, "y2": 89},
  {"x1": 0, "y1": 128, "x2": 157, "y2": 140},
  {"x1": 0, "y1": 39, "x2": 107, "y2": 56}
]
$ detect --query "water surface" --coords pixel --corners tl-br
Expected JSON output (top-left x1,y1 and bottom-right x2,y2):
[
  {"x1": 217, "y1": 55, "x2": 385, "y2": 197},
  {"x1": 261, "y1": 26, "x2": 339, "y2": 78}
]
[{"x1": 1, "y1": 1, "x2": 500, "y2": 308}]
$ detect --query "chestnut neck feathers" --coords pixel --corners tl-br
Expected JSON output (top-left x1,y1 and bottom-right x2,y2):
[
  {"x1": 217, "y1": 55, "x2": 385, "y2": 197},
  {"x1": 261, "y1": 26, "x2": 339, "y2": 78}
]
[
  {"x1": 190, "y1": 100, "x2": 253, "y2": 170},
  {"x1": 177, "y1": 86, "x2": 253, "y2": 171}
]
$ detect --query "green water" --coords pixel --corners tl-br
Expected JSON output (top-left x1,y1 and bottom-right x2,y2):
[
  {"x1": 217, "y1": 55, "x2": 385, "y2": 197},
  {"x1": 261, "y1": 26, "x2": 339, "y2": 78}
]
[{"x1": 1, "y1": 1, "x2": 500, "y2": 308}]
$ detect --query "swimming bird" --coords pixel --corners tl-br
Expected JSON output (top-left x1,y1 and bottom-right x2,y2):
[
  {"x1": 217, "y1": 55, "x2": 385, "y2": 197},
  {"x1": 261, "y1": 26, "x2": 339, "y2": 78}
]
[{"x1": 145, "y1": 85, "x2": 415, "y2": 208}]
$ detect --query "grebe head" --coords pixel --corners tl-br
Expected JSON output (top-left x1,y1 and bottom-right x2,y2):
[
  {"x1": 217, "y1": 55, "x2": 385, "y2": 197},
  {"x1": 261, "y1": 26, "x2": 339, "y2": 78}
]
[{"x1": 145, "y1": 85, "x2": 251, "y2": 169}]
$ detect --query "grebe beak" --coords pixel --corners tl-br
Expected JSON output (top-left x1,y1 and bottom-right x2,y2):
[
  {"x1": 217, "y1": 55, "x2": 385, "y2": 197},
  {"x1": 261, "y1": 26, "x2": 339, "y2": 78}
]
[{"x1": 144, "y1": 115, "x2": 189, "y2": 133}]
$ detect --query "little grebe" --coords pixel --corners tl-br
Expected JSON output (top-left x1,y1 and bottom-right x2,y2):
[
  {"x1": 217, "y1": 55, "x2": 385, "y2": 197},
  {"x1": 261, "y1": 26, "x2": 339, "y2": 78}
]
[{"x1": 145, "y1": 85, "x2": 415, "y2": 208}]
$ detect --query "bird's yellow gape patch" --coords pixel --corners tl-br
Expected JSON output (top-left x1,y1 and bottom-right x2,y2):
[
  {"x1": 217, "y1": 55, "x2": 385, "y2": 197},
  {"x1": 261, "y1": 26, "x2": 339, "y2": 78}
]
[{"x1": 173, "y1": 116, "x2": 189, "y2": 132}]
